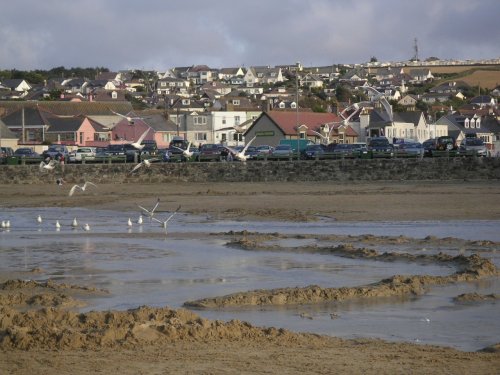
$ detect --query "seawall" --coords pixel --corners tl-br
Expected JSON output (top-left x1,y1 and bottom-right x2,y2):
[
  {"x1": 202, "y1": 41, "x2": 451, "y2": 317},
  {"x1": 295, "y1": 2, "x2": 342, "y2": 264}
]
[{"x1": 2, "y1": 158, "x2": 499, "y2": 184}]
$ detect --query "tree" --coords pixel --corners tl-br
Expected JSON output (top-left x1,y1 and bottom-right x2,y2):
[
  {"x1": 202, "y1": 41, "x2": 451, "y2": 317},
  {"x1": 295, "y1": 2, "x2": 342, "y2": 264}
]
[{"x1": 370, "y1": 56, "x2": 378, "y2": 63}]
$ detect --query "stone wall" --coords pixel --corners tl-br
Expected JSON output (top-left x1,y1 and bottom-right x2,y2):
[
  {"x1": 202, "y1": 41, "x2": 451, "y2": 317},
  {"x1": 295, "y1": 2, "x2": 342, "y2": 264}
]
[{"x1": 1, "y1": 158, "x2": 499, "y2": 185}]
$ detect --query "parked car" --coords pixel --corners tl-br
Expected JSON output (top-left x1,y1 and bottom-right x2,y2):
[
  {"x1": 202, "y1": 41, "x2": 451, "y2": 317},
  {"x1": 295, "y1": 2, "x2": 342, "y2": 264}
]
[
  {"x1": 458, "y1": 137, "x2": 489, "y2": 157},
  {"x1": 255, "y1": 145, "x2": 274, "y2": 157},
  {"x1": 422, "y1": 138, "x2": 437, "y2": 157},
  {"x1": 14, "y1": 147, "x2": 40, "y2": 158},
  {"x1": 105, "y1": 144, "x2": 139, "y2": 162},
  {"x1": 436, "y1": 136, "x2": 457, "y2": 151},
  {"x1": 196, "y1": 143, "x2": 222, "y2": 162},
  {"x1": 42, "y1": 144, "x2": 70, "y2": 160},
  {"x1": 394, "y1": 142, "x2": 424, "y2": 158},
  {"x1": 302, "y1": 144, "x2": 326, "y2": 159},
  {"x1": 72, "y1": 147, "x2": 97, "y2": 162},
  {"x1": 140, "y1": 140, "x2": 158, "y2": 157},
  {"x1": 270, "y1": 144, "x2": 293, "y2": 159},
  {"x1": 332, "y1": 143, "x2": 364, "y2": 159},
  {"x1": 244, "y1": 146, "x2": 259, "y2": 160},
  {"x1": 0, "y1": 147, "x2": 14, "y2": 163},
  {"x1": 367, "y1": 137, "x2": 394, "y2": 158}
]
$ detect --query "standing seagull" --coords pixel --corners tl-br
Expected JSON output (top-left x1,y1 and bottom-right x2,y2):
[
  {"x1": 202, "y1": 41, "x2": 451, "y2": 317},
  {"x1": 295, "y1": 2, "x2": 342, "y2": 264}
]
[
  {"x1": 39, "y1": 160, "x2": 58, "y2": 172},
  {"x1": 152, "y1": 205, "x2": 181, "y2": 233},
  {"x1": 83, "y1": 223, "x2": 90, "y2": 231},
  {"x1": 137, "y1": 198, "x2": 160, "y2": 222},
  {"x1": 131, "y1": 128, "x2": 150, "y2": 150},
  {"x1": 225, "y1": 136, "x2": 257, "y2": 162},
  {"x1": 37, "y1": 215, "x2": 43, "y2": 224},
  {"x1": 127, "y1": 218, "x2": 133, "y2": 227},
  {"x1": 69, "y1": 181, "x2": 97, "y2": 197},
  {"x1": 71, "y1": 218, "x2": 78, "y2": 228},
  {"x1": 55, "y1": 220, "x2": 61, "y2": 230},
  {"x1": 137, "y1": 216, "x2": 143, "y2": 225}
]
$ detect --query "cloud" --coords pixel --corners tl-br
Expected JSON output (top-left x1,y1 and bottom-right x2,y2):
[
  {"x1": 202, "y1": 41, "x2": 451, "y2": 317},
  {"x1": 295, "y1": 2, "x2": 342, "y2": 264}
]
[{"x1": 0, "y1": 0, "x2": 498, "y2": 71}]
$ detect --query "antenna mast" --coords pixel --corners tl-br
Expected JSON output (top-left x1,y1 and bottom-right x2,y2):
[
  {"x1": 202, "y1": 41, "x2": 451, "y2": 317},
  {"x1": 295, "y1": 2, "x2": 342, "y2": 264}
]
[{"x1": 413, "y1": 38, "x2": 419, "y2": 61}]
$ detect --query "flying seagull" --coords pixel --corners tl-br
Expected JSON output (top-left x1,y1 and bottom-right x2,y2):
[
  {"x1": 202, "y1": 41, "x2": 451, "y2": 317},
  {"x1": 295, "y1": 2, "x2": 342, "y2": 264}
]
[
  {"x1": 225, "y1": 136, "x2": 257, "y2": 162},
  {"x1": 138, "y1": 198, "x2": 161, "y2": 222},
  {"x1": 39, "y1": 160, "x2": 58, "y2": 172},
  {"x1": 129, "y1": 158, "x2": 160, "y2": 174},
  {"x1": 131, "y1": 128, "x2": 151, "y2": 150},
  {"x1": 152, "y1": 205, "x2": 181, "y2": 232},
  {"x1": 69, "y1": 181, "x2": 97, "y2": 197},
  {"x1": 109, "y1": 109, "x2": 145, "y2": 124},
  {"x1": 170, "y1": 141, "x2": 194, "y2": 160}
]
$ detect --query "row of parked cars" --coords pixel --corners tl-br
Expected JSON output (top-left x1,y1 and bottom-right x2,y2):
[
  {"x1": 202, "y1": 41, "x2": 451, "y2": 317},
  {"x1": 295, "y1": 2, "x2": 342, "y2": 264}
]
[{"x1": 0, "y1": 134, "x2": 492, "y2": 165}]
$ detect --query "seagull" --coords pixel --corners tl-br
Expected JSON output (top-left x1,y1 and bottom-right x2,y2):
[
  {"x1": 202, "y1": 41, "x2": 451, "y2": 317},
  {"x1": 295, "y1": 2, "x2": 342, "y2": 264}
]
[
  {"x1": 83, "y1": 223, "x2": 90, "y2": 231},
  {"x1": 152, "y1": 205, "x2": 181, "y2": 232},
  {"x1": 37, "y1": 215, "x2": 42, "y2": 224},
  {"x1": 71, "y1": 218, "x2": 78, "y2": 228},
  {"x1": 225, "y1": 136, "x2": 257, "y2": 162},
  {"x1": 131, "y1": 128, "x2": 150, "y2": 150},
  {"x1": 127, "y1": 218, "x2": 133, "y2": 227},
  {"x1": 1, "y1": 220, "x2": 5, "y2": 228},
  {"x1": 55, "y1": 220, "x2": 61, "y2": 230},
  {"x1": 109, "y1": 109, "x2": 144, "y2": 125},
  {"x1": 129, "y1": 158, "x2": 160, "y2": 174},
  {"x1": 4, "y1": 220, "x2": 10, "y2": 228},
  {"x1": 171, "y1": 141, "x2": 194, "y2": 159},
  {"x1": 137, "y1": 216, "x2": 143, "y2": 225},
  {"x1": 69, "y1": 181, "x2": 97, "y2": 197},
  {"x1": 138, "y1": 198, "x2": 160, "y2": 222},
  {"x1": 39, "y1": 160, "x2": 58, "y2": 172}
]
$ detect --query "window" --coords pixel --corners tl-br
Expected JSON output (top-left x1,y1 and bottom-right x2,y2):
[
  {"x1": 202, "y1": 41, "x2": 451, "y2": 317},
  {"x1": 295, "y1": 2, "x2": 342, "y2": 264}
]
[
  {"x1": 222, "y1": 117, "x2": 226, "y2": 125},
  {"x1": 232, "y1": 100, "x2": 240, "y2": 106},
  {"x1": 111, "y1": 91, "x2": 117, "y2": 99},
  {"x1": 235, "y1": 116, "x2": 240, "y2": 125},
  {"x1": 194, "y1": 116, "x2": 207, "y2": 125},
  {"x1": 195, "y1": 132, "x2": 207, "y2": 141},
  {"x1": 299, "y1": 132, "x2": 306, "y2": 139},
  {"x1": 161, "y1": 82, "x2": 166, "y2": 87}
]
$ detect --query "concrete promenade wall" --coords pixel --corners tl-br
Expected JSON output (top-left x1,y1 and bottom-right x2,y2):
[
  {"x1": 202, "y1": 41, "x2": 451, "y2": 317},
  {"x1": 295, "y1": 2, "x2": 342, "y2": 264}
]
[{"x1": 1, "y1": 158, "x2": 499, "y2": 184}]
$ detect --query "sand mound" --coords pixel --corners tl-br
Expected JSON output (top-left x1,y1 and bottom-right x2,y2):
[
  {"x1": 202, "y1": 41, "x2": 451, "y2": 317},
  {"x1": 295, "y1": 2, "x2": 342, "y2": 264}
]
[
  {"x1": 185, "y1": 253, "x2": 498, "y2": 308},
  {"x1": 0, "y1": 279, "x2": 108, "y2": 310},
  {"x1": 0, "y1": 305, "x2": 320, "y2": 350},
  {"x1": 453, "y1": 293, "x2": 499, "y2": 303}
]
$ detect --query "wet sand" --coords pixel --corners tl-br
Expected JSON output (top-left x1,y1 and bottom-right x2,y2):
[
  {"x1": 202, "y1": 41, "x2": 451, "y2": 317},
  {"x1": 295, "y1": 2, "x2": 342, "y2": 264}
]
[{"x1": 1, "y1": 180, "x2": 499, "y2": 374}]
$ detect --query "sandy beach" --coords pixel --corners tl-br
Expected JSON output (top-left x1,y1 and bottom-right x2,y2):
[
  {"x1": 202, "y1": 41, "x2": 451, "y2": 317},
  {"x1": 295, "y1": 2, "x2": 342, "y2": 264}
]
[{"x1": 0, "y1": 180, "x2": 499, "y2": 374}]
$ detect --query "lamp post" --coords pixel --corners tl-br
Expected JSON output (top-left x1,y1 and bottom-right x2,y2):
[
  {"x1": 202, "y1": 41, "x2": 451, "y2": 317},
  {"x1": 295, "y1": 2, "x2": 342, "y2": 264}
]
[{"x1": 296, "y1": 63, "x2": 300, "y2": 160}]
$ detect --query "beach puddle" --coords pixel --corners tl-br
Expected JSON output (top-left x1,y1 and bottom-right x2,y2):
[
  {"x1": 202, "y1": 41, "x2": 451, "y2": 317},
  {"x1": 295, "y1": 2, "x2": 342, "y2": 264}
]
[{"x1": 0, "y1": 207, "x2": 499, "y2": 351}]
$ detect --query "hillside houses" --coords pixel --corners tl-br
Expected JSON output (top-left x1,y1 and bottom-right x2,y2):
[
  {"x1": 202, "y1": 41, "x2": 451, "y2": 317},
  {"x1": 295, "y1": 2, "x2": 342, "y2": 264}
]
[{"x1": 1, "y1": 60, "x2": 499, "y2": 154}]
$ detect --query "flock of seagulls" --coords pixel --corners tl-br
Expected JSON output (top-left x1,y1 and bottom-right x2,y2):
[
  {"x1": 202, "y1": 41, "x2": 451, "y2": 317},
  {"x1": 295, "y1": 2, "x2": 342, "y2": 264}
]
[{"x1": 1, "y1": 198, "x2": 180, "y2": 235}]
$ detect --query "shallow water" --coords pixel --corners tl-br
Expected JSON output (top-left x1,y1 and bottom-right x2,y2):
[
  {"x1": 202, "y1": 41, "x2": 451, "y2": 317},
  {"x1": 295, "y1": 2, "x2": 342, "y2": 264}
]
[{"x1": 0, "y1": 207, "x2": 499, "y2": 351}]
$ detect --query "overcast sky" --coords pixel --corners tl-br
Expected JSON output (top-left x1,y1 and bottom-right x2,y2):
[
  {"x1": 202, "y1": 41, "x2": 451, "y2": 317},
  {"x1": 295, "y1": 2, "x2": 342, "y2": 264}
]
[{"x1": 1, "y1": 0, "x2": 499, "y2": 72}]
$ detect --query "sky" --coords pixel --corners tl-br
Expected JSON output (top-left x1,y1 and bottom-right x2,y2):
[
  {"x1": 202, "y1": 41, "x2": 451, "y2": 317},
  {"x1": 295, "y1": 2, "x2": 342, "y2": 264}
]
[{"x1": 1, "y1": 0, "x2": 499, "y2": 72}]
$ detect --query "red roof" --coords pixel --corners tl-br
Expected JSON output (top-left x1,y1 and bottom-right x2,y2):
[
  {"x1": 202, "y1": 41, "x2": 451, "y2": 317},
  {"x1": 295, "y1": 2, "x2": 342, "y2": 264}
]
[{"x1": 266, "y1": 111, "x2": 341, "y2": 136}]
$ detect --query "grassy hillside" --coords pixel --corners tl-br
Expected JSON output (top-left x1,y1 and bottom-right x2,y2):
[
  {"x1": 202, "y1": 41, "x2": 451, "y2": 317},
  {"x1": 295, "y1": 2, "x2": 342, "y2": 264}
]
[{"x1": 425, "y1": 65, "x2": 500, "y2": 90}]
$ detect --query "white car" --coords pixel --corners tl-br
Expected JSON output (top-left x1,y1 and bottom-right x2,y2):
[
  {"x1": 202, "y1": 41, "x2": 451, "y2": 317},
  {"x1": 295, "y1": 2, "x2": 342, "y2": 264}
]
[{"x1": 73, "y1": 147, "x2": 97, "y2": 162}]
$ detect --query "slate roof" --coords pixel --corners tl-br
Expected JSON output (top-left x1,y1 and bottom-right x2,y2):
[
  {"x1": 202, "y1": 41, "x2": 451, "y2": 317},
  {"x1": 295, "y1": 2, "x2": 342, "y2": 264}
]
[
  {"x1": 393, "y1": 111, "x2": 423, "y2": 125},
  {"x1": 0, "y1": 118, "x2": 17, "y2": 138},
  {"x1": 45, "y1": 116, "x2": 84, "y2": 132},
  {"x1": 0, "y1": 101, "x2": 133, "y2": 116},
  {"x1": 1, "y1": 106, "x2": 51, "y2": 126}
]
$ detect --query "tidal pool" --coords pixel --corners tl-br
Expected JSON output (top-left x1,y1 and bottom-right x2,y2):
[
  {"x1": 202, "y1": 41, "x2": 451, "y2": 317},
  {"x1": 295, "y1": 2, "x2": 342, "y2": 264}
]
[{"x1": 0, "y1": 207, "x2": 498, "y2": 351}]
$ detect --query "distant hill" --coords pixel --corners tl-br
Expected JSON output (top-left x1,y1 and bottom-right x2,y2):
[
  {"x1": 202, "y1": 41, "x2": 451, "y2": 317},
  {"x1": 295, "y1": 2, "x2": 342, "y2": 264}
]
[{"x1": 426, "y1": 65, "x2": 500, "y2": 90}]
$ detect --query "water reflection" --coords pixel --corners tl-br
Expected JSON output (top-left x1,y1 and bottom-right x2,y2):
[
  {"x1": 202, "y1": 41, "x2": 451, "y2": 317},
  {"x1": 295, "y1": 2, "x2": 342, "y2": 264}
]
[{"x1": 0, "y1": 207, "x2": 499, "y2": 351}]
